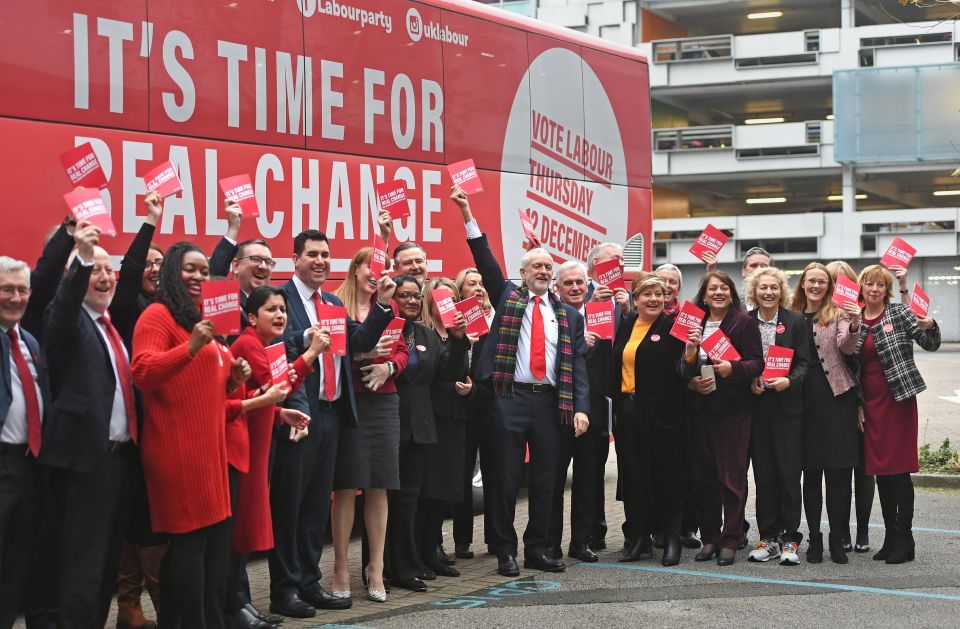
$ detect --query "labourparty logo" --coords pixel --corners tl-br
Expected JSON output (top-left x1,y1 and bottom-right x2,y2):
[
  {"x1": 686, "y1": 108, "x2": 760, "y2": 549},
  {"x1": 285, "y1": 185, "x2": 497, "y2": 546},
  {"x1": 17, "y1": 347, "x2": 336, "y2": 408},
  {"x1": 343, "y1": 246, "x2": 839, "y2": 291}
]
[
  {"x1": 500, "y1": 48, "x2": 627, "y2": 273},
  {"x1": 406, "y1": 7, "x2": 423, "y2": 42}
]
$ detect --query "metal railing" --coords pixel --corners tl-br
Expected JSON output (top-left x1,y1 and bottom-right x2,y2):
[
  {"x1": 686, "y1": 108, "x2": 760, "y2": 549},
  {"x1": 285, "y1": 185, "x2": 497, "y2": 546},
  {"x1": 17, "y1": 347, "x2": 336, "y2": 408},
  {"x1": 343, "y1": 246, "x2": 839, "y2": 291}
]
[
  {"x1": 653, "y1": 125, "x2": 734, "y2": 152},
  {"x1": 652, "y1": 34, "x2": 733, "y2": 64}
]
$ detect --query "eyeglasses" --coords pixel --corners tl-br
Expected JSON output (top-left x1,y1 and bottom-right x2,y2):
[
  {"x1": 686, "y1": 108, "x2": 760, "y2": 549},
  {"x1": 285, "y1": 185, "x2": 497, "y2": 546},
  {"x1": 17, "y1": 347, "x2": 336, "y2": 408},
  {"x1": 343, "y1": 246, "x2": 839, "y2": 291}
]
[
  {"x1": 0, "y1": 286, "x2": 31, "y2": 297},
  {"x1": 145, "y1": 260, "x2": 163, "y2": 270},
  {"x1": 238, "y1": 255, "x2": 277, "y2": 269},
  {"x1": 395, "y1": 292, "x2": 423, "y2": 301}
]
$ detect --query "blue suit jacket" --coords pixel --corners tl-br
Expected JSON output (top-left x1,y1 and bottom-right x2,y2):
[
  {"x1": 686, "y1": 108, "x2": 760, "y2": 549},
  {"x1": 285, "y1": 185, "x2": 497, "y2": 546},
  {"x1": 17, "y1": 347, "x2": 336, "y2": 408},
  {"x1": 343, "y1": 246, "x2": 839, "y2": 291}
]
[
  {"x1": 280, "y1": 281, "x2": 392, "y2": 426},
  {"x1": 0, "y1": 325, "x2": 52, "y2": 435},
  {"x1": 467, "y1": 234, "x2": 590, "y2": 416}
]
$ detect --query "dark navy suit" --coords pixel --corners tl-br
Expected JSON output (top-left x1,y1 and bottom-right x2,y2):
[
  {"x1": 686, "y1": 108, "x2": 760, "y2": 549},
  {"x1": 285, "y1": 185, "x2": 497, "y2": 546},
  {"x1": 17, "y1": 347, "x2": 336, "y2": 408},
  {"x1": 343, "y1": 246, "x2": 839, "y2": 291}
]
[{"x1": 267, "y1": 280, "x2": 391, "y2": 600}]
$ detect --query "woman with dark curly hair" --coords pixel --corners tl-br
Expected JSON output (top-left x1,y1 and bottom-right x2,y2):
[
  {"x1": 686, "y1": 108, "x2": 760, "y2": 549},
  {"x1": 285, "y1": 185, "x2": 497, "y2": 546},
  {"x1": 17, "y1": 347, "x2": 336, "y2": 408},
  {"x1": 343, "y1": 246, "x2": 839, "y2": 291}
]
[{"x1": 132, "y1": 242, "x2": 252, "y2": 628}]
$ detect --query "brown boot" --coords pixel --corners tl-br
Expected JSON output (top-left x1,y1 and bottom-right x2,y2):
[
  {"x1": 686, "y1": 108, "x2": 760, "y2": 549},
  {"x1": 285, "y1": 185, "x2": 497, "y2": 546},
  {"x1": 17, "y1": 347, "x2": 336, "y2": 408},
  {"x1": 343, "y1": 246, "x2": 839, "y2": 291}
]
[
  {"x1": 138, "y1": 544, "x2": 167, "y2": 615},
  {"x1": 116, "y1": 543, "x2": 156, "y2": 629}
]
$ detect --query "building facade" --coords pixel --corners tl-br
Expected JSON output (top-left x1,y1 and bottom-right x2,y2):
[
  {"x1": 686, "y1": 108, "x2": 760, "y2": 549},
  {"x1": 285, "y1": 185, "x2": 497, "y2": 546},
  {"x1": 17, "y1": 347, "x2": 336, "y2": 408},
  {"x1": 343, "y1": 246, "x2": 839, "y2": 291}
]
[{"x1": 478, "y1": 0, "x2": 960, "y2": 340}]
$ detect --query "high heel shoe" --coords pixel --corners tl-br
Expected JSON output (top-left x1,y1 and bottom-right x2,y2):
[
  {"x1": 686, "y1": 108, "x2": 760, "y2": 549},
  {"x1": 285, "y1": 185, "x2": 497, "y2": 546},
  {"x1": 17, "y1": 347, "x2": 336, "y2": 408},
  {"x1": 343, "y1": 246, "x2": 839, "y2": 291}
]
[
  {"x1": 884, "y1": 532, "x2": 915, "y2": 565},
  {"x1": 619, "y1": 537, "x2": 652, "y2": 562},
  {"x1": 662, "y1": 538, "x2": 682, "y2": 567},
  {"x1": 694, "y1": 543, "x2": 717, "y2": 562},
  {"x1": 366, "y1": 587, "x2": 387, "y2": 603},
  {"x1": 332, "y1": 589, "x2": 352, "y2": 600},
  {"x1": 854, "y1": 529, "x2": 871, "y2": 553},
  {"x1": 873, "y1": 526, "x2": 897, "y2": 561}
]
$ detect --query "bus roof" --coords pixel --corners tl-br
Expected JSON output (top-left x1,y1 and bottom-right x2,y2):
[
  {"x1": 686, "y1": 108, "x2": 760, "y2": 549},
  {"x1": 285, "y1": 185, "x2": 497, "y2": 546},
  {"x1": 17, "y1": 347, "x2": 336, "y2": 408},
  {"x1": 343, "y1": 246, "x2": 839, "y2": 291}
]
[{"x1": 416, "y1": 0, "x2": 650, "y2": 65}]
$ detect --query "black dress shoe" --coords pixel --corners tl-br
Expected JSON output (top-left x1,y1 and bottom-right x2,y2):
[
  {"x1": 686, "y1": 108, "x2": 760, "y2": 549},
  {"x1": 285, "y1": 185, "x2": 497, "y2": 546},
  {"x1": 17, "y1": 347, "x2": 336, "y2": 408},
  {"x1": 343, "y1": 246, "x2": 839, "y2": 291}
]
[
  {"x1": 716, "y1": 547, "x2": 736, "y2": 566},
  {"x1": 662, "y1": 539, "x2": 682, "y2": 566},
  {"x1": 392, "y1": 577, "x2": 428, "y2": 592},
  {"x1": 270, "y1": 593, "x2": 316, "y2": 619},
  {"x1": 430, "y1": 562, "x2": 461, "y2": 577},
  {"x1": 231, "y1": 607, "x2": 273, "y2": 629},
  {"x1": 300, "y1": 586, "x2": 352, "y2": 610},
  {"x1": 619, "y1": 537, "x2": 653, "y2": 562},
  {"x1": 244, "y1": 603, "x2": 283, "y2": 625},
  {"x1": 545, "y1": 545, "x2": 563, "y2": 560},
  {"x1": 417, "y1": 569, "x2": 437, "y2": 581},
  {"x1": 435, "y1": 545, "x2": 455, "y2": 566},
  {"x1": 679, "y1": 531, "x2": 702, "y2": 549},
  {"x1": 568, "y1": 544, "x2": 599, "y2": 563},
  {"x1": 694, "y1": 543, "x2": 717, "y2": 562},
  {"x1": 497, "y1": 554, "x2": 520, "y2": 577},
  {"x1": 455, "y1": 544, "x2": 475, "y2": 559},
  {"x1": 524, "y1": 551, "x2": 566, "y2": 572}
]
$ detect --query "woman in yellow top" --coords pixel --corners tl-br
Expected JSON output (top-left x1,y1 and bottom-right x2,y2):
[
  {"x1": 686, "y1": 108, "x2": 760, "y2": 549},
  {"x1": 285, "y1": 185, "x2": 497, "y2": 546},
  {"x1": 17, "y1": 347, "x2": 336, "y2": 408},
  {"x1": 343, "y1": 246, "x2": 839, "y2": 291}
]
[{"x1": 611, "y1": 273, "x2": 701, "y2": 566}]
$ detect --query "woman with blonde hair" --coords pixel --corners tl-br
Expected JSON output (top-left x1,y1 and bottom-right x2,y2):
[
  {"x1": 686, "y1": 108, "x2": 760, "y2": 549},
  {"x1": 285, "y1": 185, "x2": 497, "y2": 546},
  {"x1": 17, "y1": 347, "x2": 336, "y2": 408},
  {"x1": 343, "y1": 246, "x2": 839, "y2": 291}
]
[
  {"x1": 790, "y1": 262, "x2": 860, "y2": 564},
  {"x1": 855, "y1": 264, "x2": 940, "y2": 564},
  {"x1": 415, "y1": 278, "x2": 472, "y2": 576},
  {"x1": 331, "y1": 247, "x2": 409, "y2": 602},
  {"x1": 825, "y1": 260, "x2": 875, "y2": 553},
  {"x1": 743, "y1": 267, "x2": 810, "y2": 565},
  {"x1": 451, "y1": 268, "x2": 496, "y2": 559}
]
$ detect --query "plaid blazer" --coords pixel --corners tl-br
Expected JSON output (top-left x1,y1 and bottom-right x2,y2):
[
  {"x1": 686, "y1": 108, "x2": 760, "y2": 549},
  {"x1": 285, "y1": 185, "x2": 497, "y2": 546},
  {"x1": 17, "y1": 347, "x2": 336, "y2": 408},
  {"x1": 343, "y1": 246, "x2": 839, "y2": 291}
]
[{"x1": 855, "y1": 302, "x2": 941, "y2": 402}]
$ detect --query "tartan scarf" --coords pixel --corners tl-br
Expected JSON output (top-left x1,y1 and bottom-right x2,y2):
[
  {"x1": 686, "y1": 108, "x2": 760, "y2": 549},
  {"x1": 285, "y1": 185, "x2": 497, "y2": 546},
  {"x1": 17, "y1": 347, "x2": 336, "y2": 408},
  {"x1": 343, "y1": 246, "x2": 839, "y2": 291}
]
[{"x1": 492, "y1": 285, "x2": 575, "y2": 425}]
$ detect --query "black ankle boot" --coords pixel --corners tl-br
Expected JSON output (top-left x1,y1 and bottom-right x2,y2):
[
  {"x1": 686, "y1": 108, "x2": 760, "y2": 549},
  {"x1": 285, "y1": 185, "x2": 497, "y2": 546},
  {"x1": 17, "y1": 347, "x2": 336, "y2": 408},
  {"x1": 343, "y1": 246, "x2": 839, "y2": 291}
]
[
  {"x1": 873, "y1": 526, "x2": 897, "y2": 561},
  {"x1": 885, "y1": 531, "x2": 915, "y2": 564},
  {"x1": 662, "y1": 538, "x2": 682, "y2": 566},
  {"x1": 828, "y1": 532, "x2": 848, "y2": 564},
  {"x1": 806, "y1": 532, "x2": 823, "y2": 564}
]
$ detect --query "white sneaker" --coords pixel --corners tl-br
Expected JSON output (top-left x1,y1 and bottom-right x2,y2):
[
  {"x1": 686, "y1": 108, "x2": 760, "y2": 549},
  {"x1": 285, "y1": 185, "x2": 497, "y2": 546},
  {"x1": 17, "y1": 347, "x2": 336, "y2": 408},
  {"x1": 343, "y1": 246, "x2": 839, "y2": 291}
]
[
  {"x1": 748, "y1": 538, "x2": 781, "y2": 562},
  {"x1": 779, "y1": 541, "x2": 801, "y2": 565}
]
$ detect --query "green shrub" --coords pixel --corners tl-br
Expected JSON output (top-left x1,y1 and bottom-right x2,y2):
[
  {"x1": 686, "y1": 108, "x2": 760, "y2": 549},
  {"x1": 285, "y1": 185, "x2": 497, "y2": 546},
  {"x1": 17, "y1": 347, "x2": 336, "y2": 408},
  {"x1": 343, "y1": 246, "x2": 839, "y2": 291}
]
[{"x1": 918, "y1": 439, "x2": 960, "y2": 474}]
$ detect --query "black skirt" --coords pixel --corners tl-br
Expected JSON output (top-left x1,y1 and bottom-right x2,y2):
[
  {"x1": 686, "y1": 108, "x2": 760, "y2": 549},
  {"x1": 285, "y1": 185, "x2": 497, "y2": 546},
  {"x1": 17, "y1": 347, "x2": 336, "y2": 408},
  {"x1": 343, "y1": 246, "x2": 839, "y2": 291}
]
[
  {"x1": 801, "y1": 362, "x2": 860, "y2": 471},
  {"x1": 334, "y1": 392, "x2": 400, "y2": 490}
]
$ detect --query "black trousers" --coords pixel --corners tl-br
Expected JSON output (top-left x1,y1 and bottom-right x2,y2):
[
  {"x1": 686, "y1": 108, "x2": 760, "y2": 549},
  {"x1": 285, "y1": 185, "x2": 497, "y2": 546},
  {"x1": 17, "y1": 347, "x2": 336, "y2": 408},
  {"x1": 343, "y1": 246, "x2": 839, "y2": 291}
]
[
  {"x1": 268, "y1": 407, "x2": 339, "y2": 599},
  {"x1": 226, "y1": 466, "x2": 247, "y2": 615},
  {"x1": 416, "y1": 498, "x2": 448, "y2": 568},
  {"x1": 34, "y1": 446, "x2": 133, "y2": 629},
  {"x1": 160, "y1": 518, "x2": 231, "y2": 629},
  {"x1": 803, "y1": 467, "x2": 852, "y2": 536},
  {"x1": 548, "y1": 423, "x2": 608, "y2": 549},
  {"x1": 750, "y1": 397, "x2": 803, "y2": 542},
  {"x1": 614, "y1": 397, "x2": 684, "y2": 543},
  {"x1": 386, "y1": 441, "x2": 427, "y2": 582},
  {"x1": 453, "y1": 387, "x2": 495, "y2": 550},
  {"x1": 0, "y1": 445, "x2": 39, "y2": 629},
  {"x1": 876, "y1": 473, "x2": 913, "y2": 534},
  {"x1": 487, "y1": 388, "x2": 562, "y2": 557}
]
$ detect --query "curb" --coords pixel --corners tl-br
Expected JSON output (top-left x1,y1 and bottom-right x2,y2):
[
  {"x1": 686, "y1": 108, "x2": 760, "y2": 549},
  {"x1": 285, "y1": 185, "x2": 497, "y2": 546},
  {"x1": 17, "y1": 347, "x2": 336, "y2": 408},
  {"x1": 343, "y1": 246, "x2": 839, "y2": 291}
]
[{"x1": 914, "y1": 473, "x2": 960, "y2": 489}]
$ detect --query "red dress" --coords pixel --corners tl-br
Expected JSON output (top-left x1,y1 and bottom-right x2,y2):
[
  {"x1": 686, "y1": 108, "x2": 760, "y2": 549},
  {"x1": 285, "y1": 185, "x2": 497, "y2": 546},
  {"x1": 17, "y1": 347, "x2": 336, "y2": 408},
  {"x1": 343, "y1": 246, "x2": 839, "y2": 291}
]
[
  {"x1": 132, "y1": 304, "x2": 233, "y2": 534},
  {"x1": 228, "y1": 327, "x2": 310, "y2": 553},
  {"x1": 861, "y1": 312, "x2": 919, "y2": 476}
]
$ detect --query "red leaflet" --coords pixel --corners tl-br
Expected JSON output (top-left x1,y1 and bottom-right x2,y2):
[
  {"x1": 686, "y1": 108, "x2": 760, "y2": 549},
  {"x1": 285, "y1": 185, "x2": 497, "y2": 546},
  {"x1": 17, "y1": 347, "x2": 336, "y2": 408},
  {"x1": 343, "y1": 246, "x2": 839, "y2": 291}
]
[
  {"x1": 63, "y1": 187, "x2": 116, "y2": 237},
  {"x1": 218, "y1": 174, "x2": 260, "y2": 217},
  {"x1": 315, "y1": 304, "x2": 347, "y2": 356},
  {"x1": 669, "y1": 301, "x2": 705, "y2": 343},
  {"x1": 376, "y1": 180, "x2": 409, "y2": 219},
  {"x1": 585, "y1": 301, "x2": 615, "y2": 340},
  {"x1": 689, "y1": 224, "x2": 728, "y2": 262},
  {"x1": 201, "y1": 281, "x2": 241, "y2": 336},
  {"x1": 447, "y1": 159, "x2": 484, "y2": 195}
]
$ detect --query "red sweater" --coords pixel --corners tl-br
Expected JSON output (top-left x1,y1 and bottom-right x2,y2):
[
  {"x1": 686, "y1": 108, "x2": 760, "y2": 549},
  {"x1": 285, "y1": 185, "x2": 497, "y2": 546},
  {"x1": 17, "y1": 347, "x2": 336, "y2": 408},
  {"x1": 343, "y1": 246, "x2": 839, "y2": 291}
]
[{"x1": 132, "y1": 303, "x2": 232, "y2": 534}]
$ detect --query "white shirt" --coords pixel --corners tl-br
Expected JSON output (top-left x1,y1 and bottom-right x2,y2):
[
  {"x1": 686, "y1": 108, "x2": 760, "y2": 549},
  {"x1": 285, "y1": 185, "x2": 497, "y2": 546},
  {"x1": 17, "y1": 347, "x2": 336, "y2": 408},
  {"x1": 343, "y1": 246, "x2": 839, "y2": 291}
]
[
  {"x1": 292, "y1": 275, "x2": 342, "y2": 401},
  {"x1": 465, "y1": 219, "x2": 559, "y2": 384},
  {"x1": 514, "y1": 293, "x2": 559, "y2": 386},
  {"x1": 1, "y1": 323, "x2": 43, "y2": 445},
  {"x1": 82, "y1": 303, "x2": 131, "y2": 442}
]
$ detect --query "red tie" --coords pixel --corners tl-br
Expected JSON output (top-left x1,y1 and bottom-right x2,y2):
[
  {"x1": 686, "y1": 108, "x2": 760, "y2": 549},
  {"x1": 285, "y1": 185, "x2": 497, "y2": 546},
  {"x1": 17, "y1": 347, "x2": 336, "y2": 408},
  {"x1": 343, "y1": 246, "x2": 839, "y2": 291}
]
[
  {"x1": 99, "y1": 314, "x2": 139, "y2": 444},
  {"x1": 530, "y1": 296, "x2": 547, "y2": 380},
  {"x1": 312, "y1": 292, "x2": 337, "y2": 401},
  {"x1": 7, "y1": 328, "x2": 42, "y2": 457}
]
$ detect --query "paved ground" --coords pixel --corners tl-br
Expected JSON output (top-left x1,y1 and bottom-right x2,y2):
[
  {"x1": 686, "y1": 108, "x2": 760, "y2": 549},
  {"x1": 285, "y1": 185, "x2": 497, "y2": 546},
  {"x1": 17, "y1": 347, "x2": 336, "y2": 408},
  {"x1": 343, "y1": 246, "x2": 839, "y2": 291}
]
[{"x1": 23, "y1": 350, "x2": 960, "y2": 628}]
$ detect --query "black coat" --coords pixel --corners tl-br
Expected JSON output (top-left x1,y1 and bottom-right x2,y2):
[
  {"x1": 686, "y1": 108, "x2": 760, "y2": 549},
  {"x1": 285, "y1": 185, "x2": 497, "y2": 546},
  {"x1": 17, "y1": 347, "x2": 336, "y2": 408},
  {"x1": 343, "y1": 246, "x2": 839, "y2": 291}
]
[
  {"x1": 612, "y1": 311, "x2": 695, "y2": 430},
  {"x1": 397, "y1": 321, "x2": 441, "y2": 445},
  {"x1": 41, "y1": 255, "x2": 143, "y2": 474},
  {"x1": 22, "y1": 224, "x2": 75, "y2": 343},
  {"x1": 748, "y1": 307, "x2": 811, "y2": 416}
]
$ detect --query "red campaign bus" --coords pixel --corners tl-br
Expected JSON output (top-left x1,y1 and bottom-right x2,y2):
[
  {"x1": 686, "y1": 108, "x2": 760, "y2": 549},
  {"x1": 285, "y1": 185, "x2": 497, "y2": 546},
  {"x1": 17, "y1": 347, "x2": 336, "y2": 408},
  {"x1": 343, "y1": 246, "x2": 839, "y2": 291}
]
[{"x1": 0, "y1": 0, "x2": 651, "y2": 278}]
